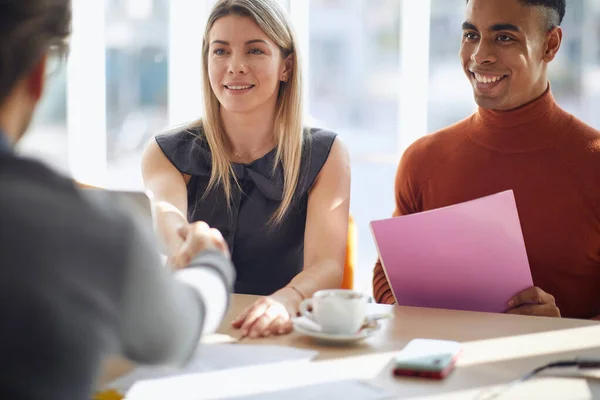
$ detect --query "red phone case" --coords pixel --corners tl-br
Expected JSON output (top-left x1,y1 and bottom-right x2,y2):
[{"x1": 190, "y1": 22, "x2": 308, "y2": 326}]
[{"x1": 393, "y1": 351, "x2": 461, "y2": 380}]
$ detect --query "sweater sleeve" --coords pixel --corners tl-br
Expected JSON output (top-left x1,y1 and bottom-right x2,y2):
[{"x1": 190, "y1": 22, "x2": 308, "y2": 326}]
[
  {"x1": 373, "y1": 255, "x2": 396, "y2": 304},
  {"x1": 372, "y1": 141, "x2": 423, "y2": 304},
  {"x1": 117, "y1": 211, "x2": 235, "y2": 366},
  {"x1": 373, "y1": 205, "x2": 400, "y2": 304}
]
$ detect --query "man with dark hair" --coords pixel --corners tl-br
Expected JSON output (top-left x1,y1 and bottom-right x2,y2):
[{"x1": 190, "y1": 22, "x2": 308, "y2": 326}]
[
  {"x1": 467, "y1": 0, "x2": 566, "y2": 30},
  {"x1": 374, "y1": 0, "x2": 600, "y2": 320},
  {"x1": 0, "y1": 1, "x2": 235, "y2": 399}
]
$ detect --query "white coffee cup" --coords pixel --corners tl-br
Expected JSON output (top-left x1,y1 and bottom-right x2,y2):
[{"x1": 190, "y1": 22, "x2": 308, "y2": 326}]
[{"x1": 299, "y1": 289, "x2": 368, "y2": 334}]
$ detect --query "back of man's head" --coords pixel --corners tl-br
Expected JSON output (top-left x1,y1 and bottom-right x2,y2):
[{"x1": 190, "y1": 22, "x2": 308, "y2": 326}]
[{"x1": 0, "y1": 0, "x2": 71, "y2": 105}]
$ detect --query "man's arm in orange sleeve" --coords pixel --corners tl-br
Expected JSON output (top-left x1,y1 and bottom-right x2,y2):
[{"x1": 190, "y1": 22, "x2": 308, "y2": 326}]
[
  {"x1": 373, "y1": 259, "x2": 395, "y2": 304},
  {"x1": 373, "y1": 206, "x2": 400, "y2": 304}
]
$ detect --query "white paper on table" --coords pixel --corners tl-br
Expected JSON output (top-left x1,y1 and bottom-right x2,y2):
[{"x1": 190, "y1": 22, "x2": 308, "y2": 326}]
[
  {"x1": 107, "y1": 344, "x2": 318, "y2": 395},
  {"x1": 219, "y1": 380, "x2": 395, "y2": 400}
]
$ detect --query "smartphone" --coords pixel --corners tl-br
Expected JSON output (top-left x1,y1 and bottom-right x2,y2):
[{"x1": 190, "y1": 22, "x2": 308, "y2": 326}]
[{"x1": 393, "y1": 338, "x2": 462, "y2": 379}]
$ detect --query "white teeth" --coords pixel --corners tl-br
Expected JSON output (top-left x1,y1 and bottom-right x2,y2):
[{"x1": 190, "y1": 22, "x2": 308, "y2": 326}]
[
  {"x1": 474, "y1": 73, "x2": 504, "y2": 84},
  {"x1": 227, "y1": 85, "x2": 252, "y2": 90}
]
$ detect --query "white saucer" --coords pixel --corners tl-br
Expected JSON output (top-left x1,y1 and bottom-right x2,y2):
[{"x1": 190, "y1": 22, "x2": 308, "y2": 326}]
[{"x1": 292, "y1": 317, "x2": 383, "y2": 344}]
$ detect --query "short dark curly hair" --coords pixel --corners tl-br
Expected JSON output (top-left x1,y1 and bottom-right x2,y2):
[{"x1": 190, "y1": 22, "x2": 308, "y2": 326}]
[
  {"x1": 0, "y1": 0, "x2": 71, "y2": 104},
  {"x1": 466, "y1": 0, "x2": 566, "y2": 30}
]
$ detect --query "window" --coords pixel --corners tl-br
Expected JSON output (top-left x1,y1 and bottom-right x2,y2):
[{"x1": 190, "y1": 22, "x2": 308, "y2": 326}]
[
  {"x1": 309, "y1": 0, "x2": 401, "y2": 291},
  {"x1": 551, "y1": 0, "x2": 600, "y2": 129},
  {"x1": 428, "y1": 0, "x2": 475, "y2": 132},
  {"x1": 310, "y1": 0, "x2": 400, "y2": 156},
  {"x1": 106, "y1": 0, "x2": 169, "y2": 189}
]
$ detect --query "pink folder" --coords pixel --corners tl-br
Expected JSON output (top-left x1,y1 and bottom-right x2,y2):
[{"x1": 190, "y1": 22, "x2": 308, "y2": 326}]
[{"x1": 370, "y1": 190, "x2": 533, "y2": 313}]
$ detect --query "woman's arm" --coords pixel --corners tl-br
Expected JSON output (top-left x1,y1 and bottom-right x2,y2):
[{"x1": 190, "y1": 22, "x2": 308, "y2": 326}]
[
  {"x1": 141, "y1": 140, "x2": 191, "y2": 265},
  {"x1": 232, "y1": 138, "x2": 351, "y2": 338},
  {"x1": 286, "y1": 137, "x2": 350, "y2": 297}
]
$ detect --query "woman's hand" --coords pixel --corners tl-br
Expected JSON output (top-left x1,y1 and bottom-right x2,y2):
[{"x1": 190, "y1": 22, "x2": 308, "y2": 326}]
[
  {"x1": 231, "y1": 288, "x2": 303, "y2": 338},
  {"x1": 169, "y1": 221, "x2": 230, "y2": 268}
]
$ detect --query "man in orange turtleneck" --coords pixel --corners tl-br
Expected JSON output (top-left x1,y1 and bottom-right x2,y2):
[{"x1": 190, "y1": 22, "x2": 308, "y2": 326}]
[{"x1": 373, "y1": 0, "x2": 600, "y2": 320}]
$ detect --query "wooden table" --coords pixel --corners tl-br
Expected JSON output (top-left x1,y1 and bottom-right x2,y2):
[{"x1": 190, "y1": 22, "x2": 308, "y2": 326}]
[{"x1": 106, "y1": 294, "x2": 600, "y2": 399}]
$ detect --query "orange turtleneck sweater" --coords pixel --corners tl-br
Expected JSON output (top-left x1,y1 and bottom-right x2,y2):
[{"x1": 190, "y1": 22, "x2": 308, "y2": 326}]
[{"x1": 372, "y1": 88, "x2": 600, "y2": 320}]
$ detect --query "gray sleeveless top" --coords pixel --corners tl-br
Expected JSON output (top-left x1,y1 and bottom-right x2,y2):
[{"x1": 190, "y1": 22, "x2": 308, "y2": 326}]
[{"x1": 156, "y1": 127, "x2": 337, "y2": 295}]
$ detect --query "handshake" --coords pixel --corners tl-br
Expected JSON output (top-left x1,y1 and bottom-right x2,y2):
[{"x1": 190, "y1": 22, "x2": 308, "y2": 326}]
[{"x1": 168, "y1": 221, "x2": 231, "y2": 269}]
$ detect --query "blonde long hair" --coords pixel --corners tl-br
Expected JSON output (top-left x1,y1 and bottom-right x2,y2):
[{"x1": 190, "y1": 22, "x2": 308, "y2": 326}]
[{"x1": 198, "y1": 0, "x2": 306, "y2": 224}]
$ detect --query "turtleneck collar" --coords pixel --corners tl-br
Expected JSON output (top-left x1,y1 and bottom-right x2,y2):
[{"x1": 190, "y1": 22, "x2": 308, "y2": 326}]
[{"x1": 470, "y1": 85, "x2": 566, "y2": 153}]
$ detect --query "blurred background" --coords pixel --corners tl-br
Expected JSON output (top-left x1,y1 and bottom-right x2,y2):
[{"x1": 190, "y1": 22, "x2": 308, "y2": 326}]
[{"x1": 18, "y1": 0, "x2": 600, "y2": 293}]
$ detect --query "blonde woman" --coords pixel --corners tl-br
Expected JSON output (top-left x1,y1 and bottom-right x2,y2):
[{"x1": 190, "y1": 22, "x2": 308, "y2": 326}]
[{"x1": 142, "y1": 0, "x2": 350, "y2": 338}]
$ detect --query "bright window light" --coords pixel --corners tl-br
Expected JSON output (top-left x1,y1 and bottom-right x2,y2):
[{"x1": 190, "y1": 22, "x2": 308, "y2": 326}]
[{"x1": 127, "y1": 0, "x2": 153, "y2": 20}]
